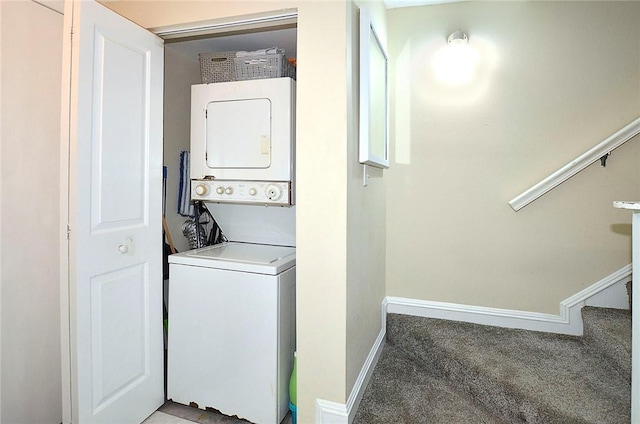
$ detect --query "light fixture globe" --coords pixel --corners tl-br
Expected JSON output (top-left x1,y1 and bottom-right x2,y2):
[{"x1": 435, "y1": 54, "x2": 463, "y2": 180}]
[
  {"x1": 447, "y1": 30, "x2": 469, "y2": 45},
  {"x1": 433, "y1": 29, "x2": 479, "y2": 85}
]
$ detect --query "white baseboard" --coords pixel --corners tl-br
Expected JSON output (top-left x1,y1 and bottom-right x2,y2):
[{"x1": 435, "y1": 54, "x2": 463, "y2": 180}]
[
  {"x1": 315, "y1": 399, "x2": 348, "y2": 424},
  {"x1": 315, "y1": 264, "x2": 631, "y2": 423},
  {"x1": 316, "y1": 314, "x2": 386, "y2": 424},
  {"x1": 386, "y1": 264, "x2": 631, "y2": 336}
]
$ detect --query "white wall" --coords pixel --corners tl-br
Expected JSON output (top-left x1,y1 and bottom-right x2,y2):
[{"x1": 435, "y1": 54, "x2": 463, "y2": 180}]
[
  {"x1": 0, "y1": 1, "x2": 63, "y2": 422},
  {"x1": 205, "y1": 203, "x2": 296, "y2": 247},
  {"x1": 386, "y1": 1, "x2": 640, "y2": 314}
]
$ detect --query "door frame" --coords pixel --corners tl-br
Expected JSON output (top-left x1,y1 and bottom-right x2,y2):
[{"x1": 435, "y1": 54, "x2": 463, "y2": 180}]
[
  {"x1": 59, "y1": 1, "x2": 75, "y2": 420},
  {"x1": 150, "y1": 9, "x2": 297, "y2": 40}
]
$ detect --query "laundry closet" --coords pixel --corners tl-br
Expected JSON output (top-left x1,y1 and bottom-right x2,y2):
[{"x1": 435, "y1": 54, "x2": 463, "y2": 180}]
[{"x1": 162, "y1": 25, "x2": 298, "y2": 424}]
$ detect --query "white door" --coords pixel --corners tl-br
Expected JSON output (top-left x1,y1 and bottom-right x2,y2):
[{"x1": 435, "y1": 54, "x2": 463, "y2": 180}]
[{"x1": 60, "y1": 1, "x2": 164, "y2": 423}]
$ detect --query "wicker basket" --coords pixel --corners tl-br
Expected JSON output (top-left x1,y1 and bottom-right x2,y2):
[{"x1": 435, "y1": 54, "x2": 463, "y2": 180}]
[
  {"x1": 199, "y1": 52, "x2": 237, "y2": 84},
  {"x1": 234, "y1": 54, "x2": 296, "y2": 81}
]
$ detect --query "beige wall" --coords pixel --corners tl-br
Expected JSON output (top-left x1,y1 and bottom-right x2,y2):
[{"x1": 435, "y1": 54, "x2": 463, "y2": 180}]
[
  {"x1": 297, "y1": 2, "x2": 351, "y2": 417},
  {"x1": 0, "y1": 1, "x2": 63, "y2": 422},
  {"x1": 346, "y1": 0, "x2": 387, "y2": 399},
  {"x1": 386, "y1": 1, "x2": 640, "y2": 314},
  {"x1": 101, "y1": 1, "x2": 386, "y2": 423}
]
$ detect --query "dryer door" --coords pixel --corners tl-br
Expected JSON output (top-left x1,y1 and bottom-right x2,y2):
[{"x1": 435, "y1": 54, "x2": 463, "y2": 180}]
[{"x1": 206, "y1": 98, "x2": 271, "y2": 169}]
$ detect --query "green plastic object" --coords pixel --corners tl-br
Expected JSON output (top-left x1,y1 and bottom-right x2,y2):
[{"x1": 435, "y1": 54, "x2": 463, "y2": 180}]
[{"x1": 289, "y1": 351, "x2": 297, "y2": 406}]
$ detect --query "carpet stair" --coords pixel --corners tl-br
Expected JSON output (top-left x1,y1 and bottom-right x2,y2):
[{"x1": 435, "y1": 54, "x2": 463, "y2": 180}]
[
  {"x1": 582, "y1": 306, "x2": 631, "y2": 383},
  {"x1": 354, "y1": 307, "x2": 631, "y2": 424}
]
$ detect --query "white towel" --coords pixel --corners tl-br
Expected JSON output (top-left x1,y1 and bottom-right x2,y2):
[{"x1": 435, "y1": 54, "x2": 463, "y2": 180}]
[{"x1": 236, "y1": 47, "x2": 284, "y2": 58}]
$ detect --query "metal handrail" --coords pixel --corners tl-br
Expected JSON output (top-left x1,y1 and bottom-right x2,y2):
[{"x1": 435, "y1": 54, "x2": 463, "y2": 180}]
[{"x1": 509, "y1": 117, "x2": 640, "y2": 212}]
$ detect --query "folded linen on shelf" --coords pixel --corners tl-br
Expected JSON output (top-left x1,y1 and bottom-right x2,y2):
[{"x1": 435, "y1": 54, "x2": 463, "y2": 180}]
[{"x1": 236, "y1": 47, "x2": 284, "y2": 57}]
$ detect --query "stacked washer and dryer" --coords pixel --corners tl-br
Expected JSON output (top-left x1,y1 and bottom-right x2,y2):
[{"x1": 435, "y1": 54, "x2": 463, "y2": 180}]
[{"x1": 167, "y1": 77, "x2": 296, "y2": 424}]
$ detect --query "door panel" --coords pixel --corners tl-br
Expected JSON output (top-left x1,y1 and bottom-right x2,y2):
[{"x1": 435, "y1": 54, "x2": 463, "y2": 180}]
[
  {"x1": 61, "y1": 1, "x2": 164, "y2": 423},
  {"x1": 91, "y1": 31, "x2": 148, "y2": 230},
  {"x1": 90, "y1": 264, "x2": 148, "y2": 413}
]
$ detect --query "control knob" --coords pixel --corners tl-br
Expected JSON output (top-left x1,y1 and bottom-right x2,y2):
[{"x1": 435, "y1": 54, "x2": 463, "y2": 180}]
[
  {"x1": 225, "y1": 187, "x2": 234, "y2": 195},
  {"x1": 194, "y1": 184, "x2": 208, "y2": 196},
  {"x1": 265, "y1": 184, "x2": 282, "y2": 201},
  {"x1": 215, "y1": 186, "x2": 224, "y2": 195}
]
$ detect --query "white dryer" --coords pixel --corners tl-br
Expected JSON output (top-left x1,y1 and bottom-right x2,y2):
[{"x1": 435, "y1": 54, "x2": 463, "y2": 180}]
[
  {"x1": 189, "y1": 78, "x2": 296, "y2": 206},
  {"x1": 167, "y1": 242, "x2": 296, "y2": 424}
]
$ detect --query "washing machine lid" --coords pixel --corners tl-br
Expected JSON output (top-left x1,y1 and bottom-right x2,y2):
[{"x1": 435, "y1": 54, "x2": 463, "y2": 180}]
[{"x1": 169, "y1": 242, "x2": 295, "y2": 275}]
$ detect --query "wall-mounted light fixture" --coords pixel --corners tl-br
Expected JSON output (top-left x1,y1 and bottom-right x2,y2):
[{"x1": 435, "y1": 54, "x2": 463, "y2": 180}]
[
  {"x1": 432, "y1": 29, "x2": 478, "y2": 85},
  {"x1": 447, "y1": 30, "x2": 468, "y2": 46}
]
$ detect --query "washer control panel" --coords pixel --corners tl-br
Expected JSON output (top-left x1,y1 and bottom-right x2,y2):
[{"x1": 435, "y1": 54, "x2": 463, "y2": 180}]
[{"x1": 191, "y1": 180, "x2": 292, "y2": 206}]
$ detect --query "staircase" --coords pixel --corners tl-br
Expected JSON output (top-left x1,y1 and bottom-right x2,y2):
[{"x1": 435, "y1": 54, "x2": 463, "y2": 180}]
[{"x1": 353, "y1": 306, "x2": 631, "y2": 423}]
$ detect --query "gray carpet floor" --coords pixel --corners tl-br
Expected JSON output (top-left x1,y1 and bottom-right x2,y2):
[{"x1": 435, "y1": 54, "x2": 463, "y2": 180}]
[
  {"x1": 355, "y1": 307, "x2": 631, "y2": 424},
  {"x1": 353, "y1": 344, "x2": 503, "y2": 424}
]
